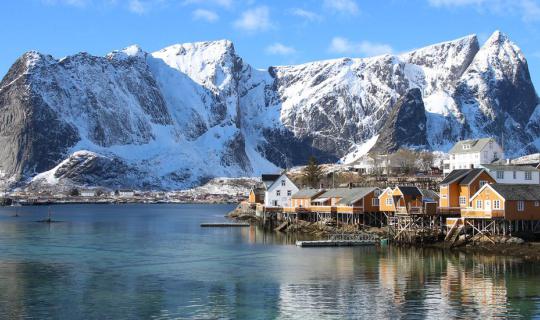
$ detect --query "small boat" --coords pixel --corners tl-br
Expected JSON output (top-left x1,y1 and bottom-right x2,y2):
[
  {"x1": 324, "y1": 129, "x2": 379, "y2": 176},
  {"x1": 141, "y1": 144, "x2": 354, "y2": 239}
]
[
  {"x1": 11, "y1": 202, "x2": 22, "y2": 217},
  {"x1": 37, "y1": 206, "x2": 60, "y2": 223}
]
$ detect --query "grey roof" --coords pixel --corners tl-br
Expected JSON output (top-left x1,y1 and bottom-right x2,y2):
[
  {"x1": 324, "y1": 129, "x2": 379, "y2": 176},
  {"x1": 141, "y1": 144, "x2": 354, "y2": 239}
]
[
  {"x1": 481, "y1": 164, "x2": 540, "y2": 172},
  {"x1": 440, "y1": 169, "x2": 486, "y2": 185},
  {"x1": 440, "y1": 169, "x2": 472, "y2": 185},
  {"x1": 489, "y1": 184, "x2": 540, "y2": 201},
  {"x1": 292, "y1": 189, "x2": 325, "y2": 199},
  {"x1": 459, "y1": 168, "x2": 485, "y2": 185},
  {"x1": 420, "y1": 189, "x2": 439, "y2": 202},
  {"x1": 396, "y1": 186, "x2": 422, "y2": 197},
  {"x1": 448, "y1": 137, "x2": 496, "y2": 154},
  {"x1": 313, "y1": 188, "x2": 376, "y2": 205},
  {"x1": 337, "y1": 187, "x2": 377, "y2": 205}
]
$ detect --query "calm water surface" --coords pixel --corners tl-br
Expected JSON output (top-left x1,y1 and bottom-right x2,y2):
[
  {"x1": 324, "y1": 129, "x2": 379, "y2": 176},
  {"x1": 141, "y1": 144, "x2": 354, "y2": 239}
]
[{"x1": 0, "y1": 204, "x2": 538, "y2": 319}]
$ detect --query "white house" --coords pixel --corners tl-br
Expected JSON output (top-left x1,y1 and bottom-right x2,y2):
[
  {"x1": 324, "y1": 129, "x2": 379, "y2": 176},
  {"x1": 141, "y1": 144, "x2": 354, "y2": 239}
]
[
  {"x1": 264, "y1": 173, "x2": 299, "y2": 208},
  {"x1": 443, "y1": 138, "x2": 504, "y2": 175},
  {"x1": 80, "y1": 190, "x2": 96, "y2": 197},
  {"x1": 119, "y1": 190, "x2": 135, "y2": 198},
  {"x1": 480, "y1": 164, "x2": 540, "y2": 184}
]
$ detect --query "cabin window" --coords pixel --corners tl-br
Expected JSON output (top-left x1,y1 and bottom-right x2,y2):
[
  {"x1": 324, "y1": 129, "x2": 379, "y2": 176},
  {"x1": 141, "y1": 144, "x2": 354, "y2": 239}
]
[
  {"x1": 479, "y1": 180, "x2": 488, "y2": 187},
  {"x1": 493, "y1": 152, "x2": 498, "y2": 159},
  {"x1": 476, "y1": 200, "x2": 482, "y2": 209},
  {"x1": 463, "y1": 144, "x2": 471, "y2": 150},
  {"x1": 459, "y1": 196, "x2": 466, "y2": 205},
  {"x1": 518, "y1": 201, "x2": 525, "y2": 212},
  {"x1": 272, "y1": 200, "x2": 278, "y2": 206},
  {"x1": 276, "y1": 190, "x2": 281, "y2": 196},
  {"x1": 525, "y1": 172, "x2": 532, "y2": 180},
  {"x1": 513, "y1": 171, "x2": 517, "y2": 179},
  {"x1": 493, "y1": 200, "x2": 500, "y2": 209},
  {"x1": 496, "y1": 171, "x2": 504, "y2": 179},
  {"x1": 386, "y1": 198, "x2": 393, "y2": 205},
  {"x1": 372, "y1": 198, "x2": 380, "y2": 206},
  {"x1": 441, "y1": 194, "x2": 447, "y2": 198},
  {"x1": 535, "y1": 201, "x2": 539, "y2": 207},
  {"x1": 281, "y1": 180, "x2": 286, "y2": 186},
  {"x1": 287, "y1": 190, "x2": 292, "y2": 196}
]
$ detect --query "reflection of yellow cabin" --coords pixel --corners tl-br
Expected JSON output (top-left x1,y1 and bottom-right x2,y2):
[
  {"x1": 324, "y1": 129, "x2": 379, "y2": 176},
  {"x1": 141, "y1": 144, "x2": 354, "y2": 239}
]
[
  {"x1": 463, "y1": 184, "x2": 540, "y2": 220},
  {"x1": 439, "y1": 169, "x2": 494, "y2": 214}
]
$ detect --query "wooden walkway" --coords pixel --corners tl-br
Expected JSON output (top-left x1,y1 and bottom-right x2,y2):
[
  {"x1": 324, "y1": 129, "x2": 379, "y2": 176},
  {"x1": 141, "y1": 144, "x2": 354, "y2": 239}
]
[
  {"x1": 296, "y1": 239, "x2": 379, "y2": 247},
  {"x1": 200, "y1": 223, "x2": 250, "y2": 227}
]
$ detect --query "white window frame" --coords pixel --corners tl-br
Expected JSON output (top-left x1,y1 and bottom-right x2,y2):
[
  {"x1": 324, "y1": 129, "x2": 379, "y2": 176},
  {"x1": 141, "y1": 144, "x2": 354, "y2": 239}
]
[
  {"x1": 535, "y1": 201, "x2": 539, "y2": 207},
  {"x1": 459, "y1": 196, "x2": 466, "y2": 205},
  {"x1": 479, "y1": 180, "x2": 488, "y2": 187},
  {"x1": 385, "y1": 198, "x2": 393, "y2": 206},
  {"x1": 476, "y1": 200, "x2": 482, "y2": 209},
  {"x1": 281, "y1": 180, "x2": 286, "y2": 186},
  {"x1": 287, "y1": 190, "x2": 292, "y2": 196},
  {"x1": 525, "y1": 171, "x2": 532, "y2": 180},
  {"x1": 372, "y1": 198, "x2": 380, "y2": 206},
  {"x1": 513, "y1": 171, "x2": 517, "y2": 179},
  {"x1": 496, "y1": 171, "x2": 504, "y2": 179},
  {"x1": 493, "y1": 200, "x2": 500, "y2": 209},
  {"x1": 276, "y1": 190, "x2": 281, "y2": 196},
  {"x1": 517, "y1": 201, "x2": 525, "y2": 212}
]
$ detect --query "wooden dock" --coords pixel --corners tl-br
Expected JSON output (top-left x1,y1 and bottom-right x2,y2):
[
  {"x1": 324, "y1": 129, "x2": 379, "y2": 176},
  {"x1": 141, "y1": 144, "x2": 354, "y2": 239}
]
[
  {"x1": 200, "y1": 223, "x2": 250, "y2": 227},
  {"x1": 295, "y1": 239, "x2": 378, "y2": 247}
]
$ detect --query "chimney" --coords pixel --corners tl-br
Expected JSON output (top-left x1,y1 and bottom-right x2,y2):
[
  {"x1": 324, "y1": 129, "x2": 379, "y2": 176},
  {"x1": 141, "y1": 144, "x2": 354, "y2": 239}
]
[{"x1": 506, "y1": 159, "x2": 510, "y2": 165}]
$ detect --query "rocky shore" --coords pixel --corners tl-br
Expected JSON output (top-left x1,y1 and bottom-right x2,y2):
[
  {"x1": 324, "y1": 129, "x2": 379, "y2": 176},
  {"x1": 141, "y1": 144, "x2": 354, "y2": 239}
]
[{"x1": 227, "y1": 204, "x2": 540, "y2": 260}]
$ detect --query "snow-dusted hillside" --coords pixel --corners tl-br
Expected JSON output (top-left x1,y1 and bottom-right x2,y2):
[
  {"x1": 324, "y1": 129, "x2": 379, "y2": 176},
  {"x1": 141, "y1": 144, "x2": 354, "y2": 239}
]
[{"x1": 0, "y1": 30, "x2": 538, "y2": 190}]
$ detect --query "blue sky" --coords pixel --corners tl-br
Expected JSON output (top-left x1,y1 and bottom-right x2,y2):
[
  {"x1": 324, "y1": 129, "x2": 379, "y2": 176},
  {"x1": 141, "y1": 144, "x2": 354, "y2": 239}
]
[{"x1": 2, "y1": 0, "x2": 540, "y2": 88}]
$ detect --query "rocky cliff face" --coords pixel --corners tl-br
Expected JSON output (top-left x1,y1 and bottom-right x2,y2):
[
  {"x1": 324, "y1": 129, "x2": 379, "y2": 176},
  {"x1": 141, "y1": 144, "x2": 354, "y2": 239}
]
[
  {"x1": 370, "y1": 88, "x2": 428, "y2": 154},
  {"x1": 0, "y1": 31, "x2": 538, "y2": 190}
]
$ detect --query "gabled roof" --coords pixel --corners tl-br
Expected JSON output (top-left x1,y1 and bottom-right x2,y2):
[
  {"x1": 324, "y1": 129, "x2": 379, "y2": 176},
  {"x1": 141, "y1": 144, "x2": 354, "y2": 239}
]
[
  {"x1": 313, "y1": 188, "x2": 375, "y2": 205},
  {"x1": 337, "y1": 187, "x2": 378, "y2": 206},
  {"x1": 459, "y1": 168, "x2": 485, "y2": 185},
  {"x1": 440, "y1": 169, "x2": 471, "y2": 185},
  {"x1": 489, "y1": 184, "x2": 540, "y2": 201},
  {"x1": 420, "y1": 189, "x2": 439, "y2": 202},
  {"x1": 440, "y1": 168, "x2": 486, "y2": 185},
  {"x1": 292, "y1": 189, "x2": 325, "y2": 199},
  {"x1": 448, "y1": 137, "x2": 497, "y2": 154},
  {"x1": 396, "y1": 186, "x2": 422, "y2": 197},
  {"x1": 262, "y1": 174, "x2": 281, "y2": 188},
  {"x1": 482, "y1": 164, "x2": 540, "y2": 172}
]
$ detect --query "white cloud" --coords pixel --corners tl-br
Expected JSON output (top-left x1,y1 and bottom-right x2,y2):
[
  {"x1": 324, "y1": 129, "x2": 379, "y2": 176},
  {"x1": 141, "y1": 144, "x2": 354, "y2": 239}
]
[
  {"x1": 233, "y1": 6, "x2": 272, "y2": 32},
  {"x1": 428, "y1": 0, "x2": 485, "y2": 6},
  {"x1": 290, "y1": 8, "x2": 323, "y2": 22},
  {"x1": 42, "y1": 0, "x2": 90, "y2": 7},
  {"x1": 428, "y1": 0, "x2": 540, "y2": 22},
  {"x1": 192, "y1": 8, "x2": 219, "y2": 22},
  {"x1": 128, "y1": 0, "x2": 147, "y2": 14},
  {"x1": 323, "y1": 0, "x2": 359, "y2": 15},
  {"x1": 329, "y1": 37, "x2": 393, "y2": 57},
  {"x1": 183, "y1": 0, "x2": 233, "y2": 8},
  {"x1": 266, "y1": 43, "x2": 296, "y2": 55}
]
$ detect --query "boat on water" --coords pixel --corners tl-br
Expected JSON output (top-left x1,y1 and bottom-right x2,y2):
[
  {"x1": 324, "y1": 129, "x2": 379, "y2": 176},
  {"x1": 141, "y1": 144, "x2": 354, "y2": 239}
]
[{"x1": 37, "y1": 206, "x2": 60, "y2": 223}]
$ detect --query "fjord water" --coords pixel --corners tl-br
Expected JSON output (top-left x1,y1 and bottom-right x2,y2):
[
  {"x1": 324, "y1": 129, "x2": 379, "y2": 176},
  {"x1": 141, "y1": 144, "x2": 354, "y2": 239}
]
[{"x1": 0, "y1": 204, "x2": 538, "y2": 319}]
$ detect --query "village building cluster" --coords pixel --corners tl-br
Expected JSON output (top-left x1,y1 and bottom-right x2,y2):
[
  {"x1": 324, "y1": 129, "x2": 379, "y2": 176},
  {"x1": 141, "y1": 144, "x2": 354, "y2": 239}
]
[{"x1": 248, "y1": 138, "x2": 540, "y2": 239}]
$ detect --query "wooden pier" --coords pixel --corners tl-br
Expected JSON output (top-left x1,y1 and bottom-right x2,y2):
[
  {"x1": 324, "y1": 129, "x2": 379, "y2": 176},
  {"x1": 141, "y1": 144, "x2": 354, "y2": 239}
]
[
  {"x1": 296, "y1": 233, "x2": 380, "y2": 247},
  {"x1": 200, "y1": 223, "x2": 250, "y2": 227},
  {"x1": 296, "y1": 239, "x2": 379, "y2": 247}
]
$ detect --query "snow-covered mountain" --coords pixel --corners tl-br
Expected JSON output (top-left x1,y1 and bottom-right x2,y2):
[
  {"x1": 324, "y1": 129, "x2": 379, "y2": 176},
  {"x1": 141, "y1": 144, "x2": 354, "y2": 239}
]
[{"x1": 0, "y1": 31, "x2": 538, "y2": 190}]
